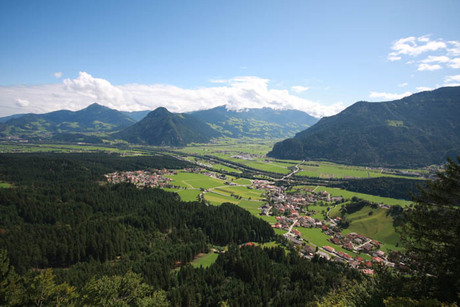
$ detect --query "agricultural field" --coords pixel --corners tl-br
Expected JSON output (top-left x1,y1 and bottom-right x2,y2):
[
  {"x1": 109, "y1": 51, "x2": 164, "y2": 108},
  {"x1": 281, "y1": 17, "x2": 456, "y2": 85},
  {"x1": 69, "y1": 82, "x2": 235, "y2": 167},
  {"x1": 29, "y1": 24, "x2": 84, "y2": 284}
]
[
  {"x1": 214, "y1": 186, "x2": 266, "y2": 200},
  {"x1": 0, "y1": 143, "x2": 146, "y2": 155},
  {"x1": 297, "y1": 162, "x2": 413, "y2": 179},
  {"x1": 340, "y1": 207, "x2": 403, "y2": 252},
  {"x1": 310, "y1": 186, "x2": 412, "y2": 207},
  {"x1": 211, "y1": 163, "x2": 242, "y2": 173},
  {"x1": 191, "y1": 251, "x2": 219, "y2": 268},
  {"x1": 163, "y1": 188, "x2": 201, "y2": 202},
  {"x1": 165, "y1": 172, "x2": 226, "y2": 189},
  {"x1": 0, "y1": 181, "x2": 12, "y2": 188}
]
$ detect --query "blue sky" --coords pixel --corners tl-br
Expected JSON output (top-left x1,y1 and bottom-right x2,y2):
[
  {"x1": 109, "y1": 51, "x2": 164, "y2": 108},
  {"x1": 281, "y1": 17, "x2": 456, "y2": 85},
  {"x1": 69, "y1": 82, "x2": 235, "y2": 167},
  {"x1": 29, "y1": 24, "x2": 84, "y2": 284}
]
[{"x1": 1, "y1": 0, "x2": 460, "y2": 117}]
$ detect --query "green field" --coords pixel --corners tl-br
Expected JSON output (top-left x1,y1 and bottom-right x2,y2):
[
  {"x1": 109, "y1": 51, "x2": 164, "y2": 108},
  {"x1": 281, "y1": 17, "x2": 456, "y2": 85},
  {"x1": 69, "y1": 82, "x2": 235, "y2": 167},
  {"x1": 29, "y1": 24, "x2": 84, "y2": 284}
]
[
  {"x1": 341, "y1": 207, "x2": 403, "y2": 252},
  {"x1": 213, "y1": 186, "x2": 265, "y2": 200},
  {"x1": 311, "y1": 186, "x2": 412, "y2": 207},
  {"x1": 297, "y1": 162, "x2": 413, "y2": 179},
  {"x1": 191, "y1": 251, "x2": 219, "y2": 268},
  {"x1": 237, "y1": 159, "x2": 292, "y2": 174},
  {"x1": 0, "y1": 181, "x2": 12, "y2": 188},
  {"x1": 165, "y1": 172, "x2": 226, "y2": 189},
  {"x1": 305, "y1": 205, "x2": 328, "y2": 220},
  {"x1": 163, "y1": 188, "x2": 201, "y2": 202},
  {"x1": 211, "y1": 164, "x2": 242, "y2": 173}
]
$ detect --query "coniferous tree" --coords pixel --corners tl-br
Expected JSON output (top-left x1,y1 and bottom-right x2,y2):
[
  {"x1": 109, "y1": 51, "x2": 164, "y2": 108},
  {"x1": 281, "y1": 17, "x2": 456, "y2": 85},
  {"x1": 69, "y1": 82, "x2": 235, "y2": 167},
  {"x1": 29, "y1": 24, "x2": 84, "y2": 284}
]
[{"x1": 402, "y1": 157, "x2": 460, "y2": 302}]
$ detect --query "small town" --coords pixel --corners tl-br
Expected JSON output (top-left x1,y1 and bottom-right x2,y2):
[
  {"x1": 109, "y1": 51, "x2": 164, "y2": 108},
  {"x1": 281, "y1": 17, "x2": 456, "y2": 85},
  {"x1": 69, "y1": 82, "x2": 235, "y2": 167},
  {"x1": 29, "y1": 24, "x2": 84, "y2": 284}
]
[{"x1": 105, "y1": 168, "x2": 402, "y2": 276}]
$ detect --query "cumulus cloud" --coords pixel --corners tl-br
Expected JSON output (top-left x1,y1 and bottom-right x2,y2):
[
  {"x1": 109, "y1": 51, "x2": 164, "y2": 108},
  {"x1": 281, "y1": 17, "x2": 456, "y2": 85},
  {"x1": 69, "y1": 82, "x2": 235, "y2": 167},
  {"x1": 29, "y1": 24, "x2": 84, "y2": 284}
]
[
  {"x1": 369, "y1": 91, "x2": 412, "y2": 100},
  {"x1": 15, "y1": 98, "x2": 30, "y2": 107},
  {"x1": 291, "y1": 85, "x2": 309, "y2": 93},
  {"x1": 421, "y1": 55, "x2": 451, "y2": 63},
  {"x1": 388, "y1": 36, "x2": 460, "y2": 73},
  {"x1": 448, "y1": 58, "x2": 460, "y2": 69},
  {"x1": 416, "y1": 87, "x2": 434, "y2": 92},
  {"x1": 445, "y1": 74, "x2": 460, "y2": 83},
  {"x1": 53, "y1": 72, "x2": 62, "y2": 78},
  {"x1": 0, "y1": 72, "x2": 345, "y2": 118},
  {"x1": 388, "y1": 36, "x2": 446, "y2": 61},
  {"x1": 417, "y1": 63, "x2": 442, "y2": 71}
]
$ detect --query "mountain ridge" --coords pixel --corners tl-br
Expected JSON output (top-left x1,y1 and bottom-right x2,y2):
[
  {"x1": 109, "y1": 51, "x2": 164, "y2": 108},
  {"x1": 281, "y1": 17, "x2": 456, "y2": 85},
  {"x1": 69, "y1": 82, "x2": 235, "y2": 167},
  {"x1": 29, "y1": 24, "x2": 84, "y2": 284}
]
[{"x1": 268, "y1": 86, "x2": 460, "y2": 167}]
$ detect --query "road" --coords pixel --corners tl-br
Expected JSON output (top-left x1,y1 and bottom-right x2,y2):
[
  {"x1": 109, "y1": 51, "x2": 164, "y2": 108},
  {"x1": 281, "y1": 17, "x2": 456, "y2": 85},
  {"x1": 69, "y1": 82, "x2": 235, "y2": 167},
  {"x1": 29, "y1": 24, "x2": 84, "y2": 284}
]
[{"x1": 280, "y1": 160, "x2": 305, "y2": 181}]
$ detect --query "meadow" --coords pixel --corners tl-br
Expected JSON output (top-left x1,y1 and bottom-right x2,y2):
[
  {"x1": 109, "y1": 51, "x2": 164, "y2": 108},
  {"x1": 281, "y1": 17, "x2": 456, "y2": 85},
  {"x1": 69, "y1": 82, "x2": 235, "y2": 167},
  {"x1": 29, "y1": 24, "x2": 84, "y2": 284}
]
[
  {"x1": 308, "y1": 186, "x2": 412, "y2": 207},
  {"x1": 340, "y1": 207, "x2": 403, "y2": 252},
  {"x1": 191, "y1": 251, "x2": 219, "y2": 268},
  {"x1": 165, "y1": 172, "x2": 226, "y2": 189},
  {"x1": 297, "y1": 162, "x2": 412, "y2": 179}
]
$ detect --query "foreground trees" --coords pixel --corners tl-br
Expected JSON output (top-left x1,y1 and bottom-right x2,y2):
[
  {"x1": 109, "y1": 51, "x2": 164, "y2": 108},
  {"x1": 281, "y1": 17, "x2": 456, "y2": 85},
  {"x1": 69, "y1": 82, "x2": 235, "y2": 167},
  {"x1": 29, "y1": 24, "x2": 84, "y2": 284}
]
[{"x1": 402, "y1": 157, "x2": 460, "y2": 302}]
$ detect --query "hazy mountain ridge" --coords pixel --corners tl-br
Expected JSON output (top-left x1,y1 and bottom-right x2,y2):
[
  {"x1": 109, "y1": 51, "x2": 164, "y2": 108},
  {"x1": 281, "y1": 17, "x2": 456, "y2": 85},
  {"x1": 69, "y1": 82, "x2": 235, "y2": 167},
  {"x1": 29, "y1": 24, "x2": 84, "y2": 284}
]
[
  {"x1": 268, "y1": 86, "x2": 460, "y2": 167},
  {"x1": 190, "y1": 106, "x2": 318, "y2": 138},
  {"x1": 0, "y1": 103, "x2": 135, "y2": 138}
]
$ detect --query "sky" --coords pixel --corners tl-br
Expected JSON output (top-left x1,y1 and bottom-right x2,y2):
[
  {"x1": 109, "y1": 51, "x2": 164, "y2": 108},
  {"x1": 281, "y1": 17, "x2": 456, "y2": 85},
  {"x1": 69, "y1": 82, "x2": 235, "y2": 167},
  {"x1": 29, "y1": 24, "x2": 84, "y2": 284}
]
[{"x1": 1, "y1": 0, "x2": 460, "y2": 118}]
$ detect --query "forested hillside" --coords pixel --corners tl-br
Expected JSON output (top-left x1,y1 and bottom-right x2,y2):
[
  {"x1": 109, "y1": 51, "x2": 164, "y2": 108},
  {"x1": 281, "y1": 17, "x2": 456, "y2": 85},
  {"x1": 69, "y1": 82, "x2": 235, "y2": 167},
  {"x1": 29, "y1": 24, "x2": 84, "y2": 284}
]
[{"x1": 269, "y1": 86, "x2": 460, "y2": 167}]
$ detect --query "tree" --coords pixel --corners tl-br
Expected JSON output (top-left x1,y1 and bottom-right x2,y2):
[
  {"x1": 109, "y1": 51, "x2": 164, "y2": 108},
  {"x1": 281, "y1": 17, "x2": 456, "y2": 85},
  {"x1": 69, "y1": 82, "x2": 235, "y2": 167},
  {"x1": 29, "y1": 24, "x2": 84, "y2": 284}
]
[{"x1": 402, "y1": 157, "x2": 460, "y2": 302}]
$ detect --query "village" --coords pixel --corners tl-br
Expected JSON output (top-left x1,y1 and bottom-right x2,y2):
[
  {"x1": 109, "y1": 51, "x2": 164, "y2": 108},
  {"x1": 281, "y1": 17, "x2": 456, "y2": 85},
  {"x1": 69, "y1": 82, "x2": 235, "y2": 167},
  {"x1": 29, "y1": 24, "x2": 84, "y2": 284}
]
[
  {"x1": 104, "y1": 169, "x2": 178, "y2": 188},
  {"x1": 251, "y1": 179, "x2": 398, "y2": 275},
  {"x1": 105, "y1": 168, "x2": 403, "y2": 276}
]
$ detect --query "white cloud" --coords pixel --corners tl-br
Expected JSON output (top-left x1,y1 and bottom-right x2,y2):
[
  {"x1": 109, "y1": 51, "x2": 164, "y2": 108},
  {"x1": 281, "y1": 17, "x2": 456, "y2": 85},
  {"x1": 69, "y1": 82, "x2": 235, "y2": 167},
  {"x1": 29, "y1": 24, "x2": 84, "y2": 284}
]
[
  {"x1": 15, "y1": 98, "x2": 30, "y2": 107},
  {"x1": 447, "y1": 41, "x2": 460, "y2": 56},
  {"x1": 445, "y1": 74, "x2": 460, "y2": 83},
  {"x1": 291, "y1": 85, "x2": 309, "y2": 93},
  {"x1": 398, "y1": 82, "x2": 408, "y2": 88},
  {"x1": 416, "y1": 87, "x2": 433, "y2": 92},
  {"x1": 369, "y1": 91, "x2": 412, "y2": 100},
  {"x1": 417, "y1": 63, "x2": 442, "y2": 71},
  {"x1": 421, "y1": 55, "x2": 451, "y2": 63},
  {"x1": 388, "y1": 36, "x2": 446, "y2": 60},
  {"x1": 388, "y1": 36, "x2": 460, "y2": 74},
  {"x1": 448, "y1": 58, "x2": 460, "y2": 69},
  {"x1": 0, "y1": 72, "x2": 345, "y2": 118},
  {"x1": 53, "y1": 72, "x2": 62, "y2": 78}
]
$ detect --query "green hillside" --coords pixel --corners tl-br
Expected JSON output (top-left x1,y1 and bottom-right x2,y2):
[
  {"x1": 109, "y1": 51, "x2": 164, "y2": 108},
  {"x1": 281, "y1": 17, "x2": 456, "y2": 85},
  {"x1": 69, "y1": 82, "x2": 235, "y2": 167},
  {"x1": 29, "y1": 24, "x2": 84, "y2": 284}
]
[
  {"x1": 269, "y1": 86, "x2": 460, "y2": 167},
  {"x1": 191, "y1": 106, "x2": 318, "y2": 139},
  {"x1": 342, "y1": 206, "x2": 402, "y2": 252},
  {"x1": 114, "y1": 107, "x2": 221, "y2": 146}
]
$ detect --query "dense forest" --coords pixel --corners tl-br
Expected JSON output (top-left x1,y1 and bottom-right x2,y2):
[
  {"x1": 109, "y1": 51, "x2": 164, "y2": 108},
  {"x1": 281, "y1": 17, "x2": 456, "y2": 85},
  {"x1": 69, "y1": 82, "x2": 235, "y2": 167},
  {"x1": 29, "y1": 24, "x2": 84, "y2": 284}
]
[{"x1": 0, "y1": 153, "x2": 458, "y2": 306}]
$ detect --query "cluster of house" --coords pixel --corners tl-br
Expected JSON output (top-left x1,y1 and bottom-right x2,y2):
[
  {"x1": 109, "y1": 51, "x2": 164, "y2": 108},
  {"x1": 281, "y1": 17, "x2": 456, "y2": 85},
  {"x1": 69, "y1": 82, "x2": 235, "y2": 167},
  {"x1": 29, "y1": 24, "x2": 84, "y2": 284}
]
[
  {"x1": 253, "y1": 180, "x2": 342, "y2": 219},
  {"x1": 272, "y1": 215, "x2": 323, "y2": 230},
  {"x1": 105, "y1": 169, "x2": 177, "y2": 189}
]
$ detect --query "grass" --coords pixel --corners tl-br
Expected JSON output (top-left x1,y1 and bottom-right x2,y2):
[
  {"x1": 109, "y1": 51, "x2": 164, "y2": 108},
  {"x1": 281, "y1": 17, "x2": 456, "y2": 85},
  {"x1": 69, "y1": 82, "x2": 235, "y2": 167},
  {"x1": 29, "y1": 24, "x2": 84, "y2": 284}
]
[
  {"x1": 341, "y1": 207, "x2": 403, "y2": 252},
  {"x1": 296, "y1": 161, "x2": 415, "y2": 179},
  {"x1": 311, "y1": 186, "x2": 412, "y2": 207},
  {"x1": 163, "y1": 188, "x2": 201, "y2": 202},
  {"x1": 165, "y1": 172, "x2": 226, "y2": 189},
  {"x1": 214, "y1": 186, "x2": 265, "y2": 200},
  {"x1": 211, "y1": 164, "x2": 242, "y2": 173},
  {"x1": 0, "y1": 181, "x2": 12, "y2": 188},
  {"x1": 191, "y1": 251, "x2": 219, "y2": 268}
]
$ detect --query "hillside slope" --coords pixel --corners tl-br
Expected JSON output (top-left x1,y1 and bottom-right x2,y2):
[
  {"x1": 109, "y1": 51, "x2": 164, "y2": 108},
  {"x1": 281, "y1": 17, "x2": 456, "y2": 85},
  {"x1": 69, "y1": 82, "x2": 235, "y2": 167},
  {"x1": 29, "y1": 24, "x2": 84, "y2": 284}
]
[
  {"x1": 268, "y1": 86, "x2": 460, "y2": 167},
  {"x1": 114, "y1": 107, "x2": 221, "y2": 146},
  {"x1": 0, "y1": 103, "x2": 135, "y2": 138},
  {"x1": 190, "y1": 106, "x2": 318, "y2": 138}
]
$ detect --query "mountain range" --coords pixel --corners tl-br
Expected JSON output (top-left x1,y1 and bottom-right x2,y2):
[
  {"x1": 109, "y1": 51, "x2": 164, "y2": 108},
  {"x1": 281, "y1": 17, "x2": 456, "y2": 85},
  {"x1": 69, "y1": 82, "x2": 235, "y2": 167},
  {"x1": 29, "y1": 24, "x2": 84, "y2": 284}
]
[
  {"x1": 0, "y1": 103, "x2": 135, "y2": 139},
  {"x1": 268, "y1": 86, "x2": 460, "y2": 167},
  {"x1": 0, "y1": 104, "x2": 317, "y2": 145},
  {"x1": 190, "y1": 106, "x2": 317, "y2": 139}
]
